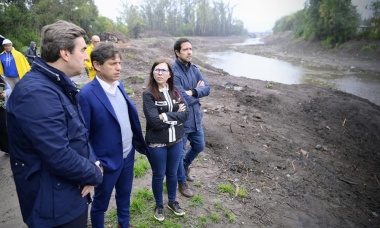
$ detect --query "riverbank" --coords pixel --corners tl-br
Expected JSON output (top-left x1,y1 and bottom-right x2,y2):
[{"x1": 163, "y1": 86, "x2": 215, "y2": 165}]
[
  {"x1": 1, "y1": 34, "x2": 380, "y2": 227},
  {"x1": 120, "y1": 35, "x2": 380, "y2": 227},
  {"x1": 237, "y1": 31, "x2": 380, "y2": 74}
]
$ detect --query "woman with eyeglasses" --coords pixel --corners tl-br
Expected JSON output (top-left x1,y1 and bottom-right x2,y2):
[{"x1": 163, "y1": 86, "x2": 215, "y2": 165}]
[{"x1": 143, "y1": 58, "x2": 189, "y2": 221}]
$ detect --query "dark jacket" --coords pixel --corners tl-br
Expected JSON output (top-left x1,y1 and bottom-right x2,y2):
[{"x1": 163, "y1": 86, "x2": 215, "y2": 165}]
[
  {"x1": 172, "y1": 59, "x2": 210, "y2": 133},
  {"x1": 143, "y1": 86, "x2": 189, "y2": 144},
  {"x1": 25, "y1": 41, "x2": 37, "y2": 65},
  {"x1": 6, "y1": 58, "x2": 103, "y2": 227},
  {"x1": 79, "y1": 78, "x2": 149, "y2": 172}
]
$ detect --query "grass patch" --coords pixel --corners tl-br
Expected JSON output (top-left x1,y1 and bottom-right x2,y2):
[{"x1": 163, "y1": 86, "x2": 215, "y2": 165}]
[
  {"x1": 195, "y1": 156, "x2": 206, "y2": 162},
  {"x1": 163, "y1": 180, "x2": 167, "y2": 193},
  {"x1": 218, "y1": 183, "x2": 234, "y2": 196},
  {"x1": 134, "y1": 154, "x2": 150, "y2": 178},
  {"x1": 76, "y1": 83, "x2": 85, "y2": 89},
  {"x1": 214, "y1": 201, "x2": 222, "y2": 210},
  {"x1": 133, "y1": 75, "x2": 144, "y2": 80},
  {"x1": 237, "y1": 187, "x2": 247, "y2": 198},
  {"x1": 361, "y1": 44, "x2": 377, "y2": 51},
  {"x1": 224, "y1": 209, "x2": 236, "y2": 222},
  {"x1": 104, "y1": 209, "x2": 117, "y2": 226},
  {"x1": 194, "y1": 182, "x2": 203, "y2": 188},
  {"x1": 189, "y1": 194, "x2": 204, "y2": 207},
  {"x1": 196, "y1": 215, "x2": 208, "y2": 227},
  {"x1": 127, "y1": 53, "x2": 136, "y2": 58},
  {"x1": 210, "y1": 213, "x2": 220, "y2": 223},
  {"x1": 124, "y1": 88, "x2": 134, "y2": 95}
]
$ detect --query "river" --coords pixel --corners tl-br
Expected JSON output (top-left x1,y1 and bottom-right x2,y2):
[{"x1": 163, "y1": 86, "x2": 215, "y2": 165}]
[{"x1": 199, "y1": 38, "x2": 380, "y2": 106}]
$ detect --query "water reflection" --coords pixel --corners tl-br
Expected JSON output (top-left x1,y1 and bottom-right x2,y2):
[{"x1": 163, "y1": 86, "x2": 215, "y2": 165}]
[
  {"x1": 205, "y1": 51, "x2": 303, "y2": 84},
  {"x1": 200, "y1": 39, "x2": 380, "y2": 106}
]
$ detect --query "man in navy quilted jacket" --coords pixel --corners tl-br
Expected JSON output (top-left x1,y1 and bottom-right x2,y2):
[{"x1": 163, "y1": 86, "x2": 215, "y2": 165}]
[
  {"x1": 6, "y1": 20, "x2": 103, "y2": 228},
  {"x1": 172, "y1": 38, "x2": 211, "y2": 197}
]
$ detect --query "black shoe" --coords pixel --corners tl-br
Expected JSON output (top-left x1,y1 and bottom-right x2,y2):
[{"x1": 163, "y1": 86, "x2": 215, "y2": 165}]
[
  {"x1": 168, "y1": 201, "x2": 185, "y2": 216},
  {"x1": 154, "y1": 205, "x2": 165, "y2": 221}
]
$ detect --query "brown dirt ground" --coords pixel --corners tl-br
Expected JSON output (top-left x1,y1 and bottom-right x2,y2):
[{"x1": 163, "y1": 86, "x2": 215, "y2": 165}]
[{"x1": 1, "y1": 33, "x2": 380, "y2": 227}]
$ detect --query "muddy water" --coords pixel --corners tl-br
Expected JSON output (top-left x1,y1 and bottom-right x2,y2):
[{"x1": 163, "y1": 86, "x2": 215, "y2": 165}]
[{"x1": 200, "y1": 38, "x2": 380, "y2": 106}]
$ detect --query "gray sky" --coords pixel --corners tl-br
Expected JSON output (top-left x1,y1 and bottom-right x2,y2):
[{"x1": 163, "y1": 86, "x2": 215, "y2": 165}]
[{"x1": 94, "y1": 0, "x2": 373, "y2": 32}]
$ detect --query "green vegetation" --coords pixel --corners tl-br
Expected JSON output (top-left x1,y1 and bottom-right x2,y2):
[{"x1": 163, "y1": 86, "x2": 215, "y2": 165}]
[
  {"x1": 127, "y1": 53, "x2": 136, "y2": 59},
  {"x1": 224, "y1": 209, "x2": 235, "y2": 222},
  {"x1": 237, "y1": 187, "x2": 248, "y2": 198},
  {"x1": 0, "y1": 0, "x2": 247, "y2": 50},
  {"x1": 210, "y1": 213, "x2": 220, "y2": 223},
  {"x1": 218, "y1": 183, "x2": 235, "y2": 196},
  {"x1": 194, "y1": 182, "x2": 203, "y2": 188},
  {"x1": 124, "y1": 88, "x2": 134, "y2": 96},
  {"x1": 133, "y1": 75, "x2": 144, "y2": 80},
  {"x1": 76, "y1": 83, "x2": 85, "y2": 89},
  {"x1": 273, "y1": 0, "x2": 380, "y2": 47},
  {"x1": 361, "y1": 44, "x2": 378, "y2": 51},
  {"x1": 214, "y1": 201, "x2": 222, "y2": 210},
  {"x1": 189, "y1": 194, "x2": 204, "y2": 207},
  {"x1": 197, "y1": 215, "x2": 208, "y2": 227},
  {"x1": 134, "y1": 154, "x2": 150, "y2": 178}
]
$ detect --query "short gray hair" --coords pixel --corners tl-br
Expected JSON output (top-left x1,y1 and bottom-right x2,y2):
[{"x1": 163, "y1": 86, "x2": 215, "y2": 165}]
[{"x1": 40, "y1": 20, "x2": 86, "y2": 62}]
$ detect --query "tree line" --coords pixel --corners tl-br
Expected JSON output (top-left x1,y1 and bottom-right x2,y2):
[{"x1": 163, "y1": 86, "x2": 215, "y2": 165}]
[
  {"x1": 272, "y1": 0, "x2": 380, "y2": 48},
  {"x1": 0, "y1": 0, "x2": 247, "y2": 50}
]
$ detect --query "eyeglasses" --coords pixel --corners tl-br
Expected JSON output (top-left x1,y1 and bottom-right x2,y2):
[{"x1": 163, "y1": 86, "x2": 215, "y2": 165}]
[{"x1": 153, "y1": 68, "x2": 170, "y2": 75}]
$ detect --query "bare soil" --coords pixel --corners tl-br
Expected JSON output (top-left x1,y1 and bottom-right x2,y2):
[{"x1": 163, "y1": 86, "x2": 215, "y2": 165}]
[{"x1": 1, "y1": 33, "x2": 380, "y2": 228}]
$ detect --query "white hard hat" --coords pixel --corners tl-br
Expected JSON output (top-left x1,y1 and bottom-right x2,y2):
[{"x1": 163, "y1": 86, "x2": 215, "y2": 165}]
[{"x1": 2, "y1": 39, "x2": 12, "y2": 45}]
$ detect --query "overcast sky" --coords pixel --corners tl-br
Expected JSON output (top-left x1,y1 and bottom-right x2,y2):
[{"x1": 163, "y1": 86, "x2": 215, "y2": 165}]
[{"x1": 94, "y1": 0, "x2": 373, "y2": 32}]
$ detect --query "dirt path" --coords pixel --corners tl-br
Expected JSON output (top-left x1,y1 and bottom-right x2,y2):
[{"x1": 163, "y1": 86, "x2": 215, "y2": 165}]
[{"x1": 1, "y1": 34, "x2": 380, "y2": 227}]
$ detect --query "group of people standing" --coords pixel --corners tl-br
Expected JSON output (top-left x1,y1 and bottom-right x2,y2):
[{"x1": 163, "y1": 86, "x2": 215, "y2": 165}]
[
  {"x1": 0, "y1": 37, "x2": 31, "y2": 154},
  {"x1": 3, "y1": 19, "x2": 210, "y2": 228},
  {"x1": 0, "y1": 36, "x2": 38, "y2": 154}
]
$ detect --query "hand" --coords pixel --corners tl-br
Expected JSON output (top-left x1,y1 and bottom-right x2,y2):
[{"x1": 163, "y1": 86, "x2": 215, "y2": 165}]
[
  {"x1": 81, "y1": 185, "x2": 94, "y2": 197},
  {"x1": 0, "y1": 91, "x2": 6, "y2": 98},
  {"x1": 178, "y1": 103, "x2": 186, "y2": 112},
  {"x1": 196, "y1": 80, "x2": 205, "y2": 88}
]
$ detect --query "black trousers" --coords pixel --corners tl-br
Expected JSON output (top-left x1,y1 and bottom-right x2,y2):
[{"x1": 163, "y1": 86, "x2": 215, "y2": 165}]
[
  {"x1": 53, "y1": 207, "x2": 88, "y2": 228},
  {"x1": 0, "y1": 107, "x2": 8, "y2": 153}
]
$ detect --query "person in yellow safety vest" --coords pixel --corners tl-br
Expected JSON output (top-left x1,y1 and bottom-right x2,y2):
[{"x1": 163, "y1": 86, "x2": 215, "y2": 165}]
[
  {"x1": 85, "y1": 35, "x2": 100, "y2": 81},
  {"x1": 0, "y1": 39, "x2": 31, "y2": 89}
]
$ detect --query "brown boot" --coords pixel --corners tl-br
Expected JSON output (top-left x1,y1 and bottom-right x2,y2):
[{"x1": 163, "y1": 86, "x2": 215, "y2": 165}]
[
  {"x1": 178, "y1": 182, "x2": 194, "y2": 197},
  {"x1": 185, "y1": 167, "x2": 194, "y2": 182}
]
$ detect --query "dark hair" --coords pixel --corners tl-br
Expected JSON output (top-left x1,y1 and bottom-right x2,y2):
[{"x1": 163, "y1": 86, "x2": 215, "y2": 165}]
[
  {"x1": 91, "y1": 42, "x2": 121, "y2": 70},
  {"x1": 40, "y1": 20, "x2": 86, "y2": 62},
  {"x1": 147, "y1": 58, "x2": 180, "y2": 102},
  {"x1": 173, "y1": 38, "x2": 191, "y2": 59}
]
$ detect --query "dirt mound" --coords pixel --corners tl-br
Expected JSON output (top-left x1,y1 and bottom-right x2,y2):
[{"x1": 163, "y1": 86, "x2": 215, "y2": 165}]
[
  {"x1": 141, "y1": 30, "x2": 172, "y2": 38},
  {"x1": 100, "y1": 30, "x2": 129, "y2": 43}
]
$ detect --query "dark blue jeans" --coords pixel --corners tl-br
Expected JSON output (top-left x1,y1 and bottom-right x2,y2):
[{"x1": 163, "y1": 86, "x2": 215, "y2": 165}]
[
  {"x1": 177, "y1": 128, "x2": 205, "y2": 183},
  {"x1": 148, "y1": 141, "x2": 183, "y2": 206},
  {"x1": 91, "y1": 151, "x2": 135, "y2": 228}
]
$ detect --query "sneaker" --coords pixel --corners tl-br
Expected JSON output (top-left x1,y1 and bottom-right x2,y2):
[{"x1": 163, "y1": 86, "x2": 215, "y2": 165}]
[
  {"x1": 154, "y1": 205, "x2": 165, "y2": 221},
  {"x1": 168, "y1": 201, "x2": 185, "y2": 216}
]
